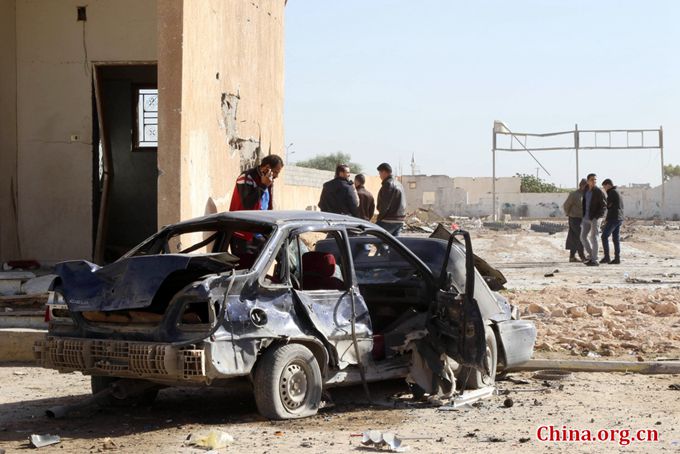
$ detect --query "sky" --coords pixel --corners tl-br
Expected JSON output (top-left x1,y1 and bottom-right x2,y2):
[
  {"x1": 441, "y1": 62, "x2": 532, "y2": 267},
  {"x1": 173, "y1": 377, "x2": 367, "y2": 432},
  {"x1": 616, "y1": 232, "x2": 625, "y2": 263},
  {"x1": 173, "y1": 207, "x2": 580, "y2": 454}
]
[{"x1": 284, "y1": 1, "x2": 680, "y2": 188}]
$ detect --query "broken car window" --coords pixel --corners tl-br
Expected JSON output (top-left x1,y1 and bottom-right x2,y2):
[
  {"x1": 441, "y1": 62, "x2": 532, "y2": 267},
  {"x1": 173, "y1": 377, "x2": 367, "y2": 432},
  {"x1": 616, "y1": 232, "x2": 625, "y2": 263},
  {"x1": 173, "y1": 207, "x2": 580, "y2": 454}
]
[
  {"x1": 124, "y1": 221, "x2": 274, "y2": 272},
  {"x1": 291, "y1": 231, "x2": 347, "y2": 291}
]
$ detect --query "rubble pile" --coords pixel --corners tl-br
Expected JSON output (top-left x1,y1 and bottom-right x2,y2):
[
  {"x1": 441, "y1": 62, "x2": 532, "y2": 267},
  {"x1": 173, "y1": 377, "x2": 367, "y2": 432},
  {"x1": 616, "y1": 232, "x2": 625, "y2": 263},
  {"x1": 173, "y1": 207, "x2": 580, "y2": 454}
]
[
  {"x1": 511, "y1": 287, "x2": 680, "y2": 357},
  {"x1": 403, "y1": 209, "x2": 484, "y2": 233}
]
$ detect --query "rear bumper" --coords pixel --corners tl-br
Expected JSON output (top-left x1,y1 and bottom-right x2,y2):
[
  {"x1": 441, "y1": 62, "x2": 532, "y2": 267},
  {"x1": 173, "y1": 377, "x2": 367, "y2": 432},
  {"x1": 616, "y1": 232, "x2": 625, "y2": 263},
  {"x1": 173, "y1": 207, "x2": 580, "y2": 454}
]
[{"x1": 34, "y1": 336, "x2": 208, "y2": 384}]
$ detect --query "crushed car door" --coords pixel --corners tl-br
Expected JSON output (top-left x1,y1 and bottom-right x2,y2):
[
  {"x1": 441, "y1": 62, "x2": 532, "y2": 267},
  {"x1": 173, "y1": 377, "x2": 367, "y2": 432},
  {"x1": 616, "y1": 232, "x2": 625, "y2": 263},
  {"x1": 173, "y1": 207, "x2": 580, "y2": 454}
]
[
  {"x1": 428, "y1": 229, "x2": 486, "y2": 370},
  {"x1": 290, "y1": 229, "x2": 372, "y2": 368}
]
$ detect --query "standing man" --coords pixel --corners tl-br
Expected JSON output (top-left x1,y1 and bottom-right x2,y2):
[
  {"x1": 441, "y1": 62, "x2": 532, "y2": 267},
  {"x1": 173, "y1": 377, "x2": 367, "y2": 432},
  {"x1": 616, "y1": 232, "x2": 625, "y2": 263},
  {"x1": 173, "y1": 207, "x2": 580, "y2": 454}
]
[
  {"x1": 354, "y1": 174, "x2": 375, "y2": 221},
  {"x1": 229, "y1": 155, "x2": 283, "y2": 256},
  {"x1": 562, "y1": 179, "x2": 587, "y2": 262},
  {"x1": 376, "y1": 162, "x2": 406, "y2": 236},
  {"x1": 600, "y1": 178, "x2": 624, "y2": 264},
  {"x1": 318, "y1": 164, "x2": 360, "y2": 217},
  {"x1": 229, "y1": 154, "x2": 284, "y2": 211},
  {"x1": 580, "y1": 173, "x2": 607, "y2": 266}
]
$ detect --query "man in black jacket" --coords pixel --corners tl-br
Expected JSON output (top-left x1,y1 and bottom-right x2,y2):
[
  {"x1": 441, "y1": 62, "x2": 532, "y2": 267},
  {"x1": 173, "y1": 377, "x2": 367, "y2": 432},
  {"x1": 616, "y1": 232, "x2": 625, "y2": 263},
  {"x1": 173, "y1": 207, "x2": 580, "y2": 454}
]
[
  {"x1": 376, "y1": 162, "x2": 406, "y2": 236},
  {"x1": 354, "y1": 174, "x2": 375, "y2": 221},
  {"x1": 600, "y1": 178, "x2": 624, "y2": 264},
  {"x1": 580, "y1": 173, "x2": 607, "y2": 266},
  {"x1": 318, "y1": 164, "x2": 360, "y2": 217}
]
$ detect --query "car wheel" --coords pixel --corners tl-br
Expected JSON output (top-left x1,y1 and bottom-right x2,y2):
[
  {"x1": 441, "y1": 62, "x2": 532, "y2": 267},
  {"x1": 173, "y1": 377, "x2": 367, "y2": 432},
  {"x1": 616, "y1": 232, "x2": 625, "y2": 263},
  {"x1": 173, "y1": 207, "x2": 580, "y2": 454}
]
[
  {"x1": 461, "y1": 326, "x2": 497, "y2": 389},
  {"x1": 91, "y1": 376, "x2": 159, "y2": 407},
  {"x1": 254, "y1": 344, "x2": 322, "y2": 420}
]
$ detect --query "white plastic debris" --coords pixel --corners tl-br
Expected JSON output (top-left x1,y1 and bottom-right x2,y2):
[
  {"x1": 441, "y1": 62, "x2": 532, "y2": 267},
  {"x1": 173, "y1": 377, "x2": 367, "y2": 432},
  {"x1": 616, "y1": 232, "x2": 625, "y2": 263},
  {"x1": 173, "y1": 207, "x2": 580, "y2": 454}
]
[
  {"x1": 360, "y1": 430, "x2": 410, "y2": 452},
  {"x1": 186, "y1": 430, "x2": 234, "y2": 450},
  {"x1": 28, "y1": 434, "x2": 61, "y2": 448}
]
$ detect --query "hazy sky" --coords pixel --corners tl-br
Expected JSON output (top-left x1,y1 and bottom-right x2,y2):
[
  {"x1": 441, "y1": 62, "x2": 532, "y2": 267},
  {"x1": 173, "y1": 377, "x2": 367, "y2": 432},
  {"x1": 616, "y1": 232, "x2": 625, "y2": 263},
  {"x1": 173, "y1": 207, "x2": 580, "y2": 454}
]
[{"x1": 284, "y1": 1, "x2": 679, "y2": 188}]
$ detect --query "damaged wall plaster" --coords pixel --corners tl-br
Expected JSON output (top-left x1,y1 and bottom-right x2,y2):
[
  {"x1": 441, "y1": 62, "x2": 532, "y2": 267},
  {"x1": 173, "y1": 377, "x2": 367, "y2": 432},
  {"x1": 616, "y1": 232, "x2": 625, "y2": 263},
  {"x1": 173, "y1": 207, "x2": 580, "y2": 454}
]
[{"x1": 220, "y1": 92, "x2": 261, "y2": 172}]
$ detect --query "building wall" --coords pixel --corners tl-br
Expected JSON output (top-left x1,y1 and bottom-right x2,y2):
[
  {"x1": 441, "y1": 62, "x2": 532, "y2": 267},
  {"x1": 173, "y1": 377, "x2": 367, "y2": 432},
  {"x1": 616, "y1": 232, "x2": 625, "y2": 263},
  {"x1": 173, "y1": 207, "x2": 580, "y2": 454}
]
[
  {"x1": 9, "y1": 0, "x2": 156, "y2": 262},
  {"x1": 157, "y1": 0, "x2": 285, "y2": 229},
  {"x1": 453, "y1": 176, "x2": 521, "y2": 204},
  {"x1": 0, "y1": 0, "x2": 19, "y2": 261},
  {"x1": 401, "y1": 175, "x2": 521, "y2": 217}
]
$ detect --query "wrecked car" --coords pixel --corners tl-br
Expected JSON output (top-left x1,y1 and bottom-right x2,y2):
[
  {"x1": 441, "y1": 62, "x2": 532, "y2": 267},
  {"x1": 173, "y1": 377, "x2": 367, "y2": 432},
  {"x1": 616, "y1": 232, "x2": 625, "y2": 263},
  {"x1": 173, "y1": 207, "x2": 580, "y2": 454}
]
[{"x1": 35, "y1": 211, "x2": 536, "y2": 419}]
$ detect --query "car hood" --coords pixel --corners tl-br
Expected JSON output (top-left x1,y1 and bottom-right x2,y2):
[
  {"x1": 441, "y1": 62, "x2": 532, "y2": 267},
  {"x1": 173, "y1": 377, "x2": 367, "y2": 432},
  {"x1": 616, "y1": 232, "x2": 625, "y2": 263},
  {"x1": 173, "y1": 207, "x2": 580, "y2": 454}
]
[{"x1": 55, "y1": 253, "x2": 236, "y2": 312}]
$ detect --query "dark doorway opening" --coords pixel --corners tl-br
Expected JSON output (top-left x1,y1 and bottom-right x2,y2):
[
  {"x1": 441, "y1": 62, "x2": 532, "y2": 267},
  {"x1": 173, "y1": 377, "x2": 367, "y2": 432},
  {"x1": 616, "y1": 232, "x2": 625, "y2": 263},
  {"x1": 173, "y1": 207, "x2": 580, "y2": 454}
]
[{"x1": 92, "y1": 64, "x2": 158, "y2": 263}]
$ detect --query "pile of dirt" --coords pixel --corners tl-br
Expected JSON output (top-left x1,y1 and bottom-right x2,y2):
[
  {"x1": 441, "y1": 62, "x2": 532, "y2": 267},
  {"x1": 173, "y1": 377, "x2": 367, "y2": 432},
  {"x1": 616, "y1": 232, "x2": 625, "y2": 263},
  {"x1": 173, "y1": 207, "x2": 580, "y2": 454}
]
[{"x1": 508, "y1": 287, "x2": 680, "y2": 357}]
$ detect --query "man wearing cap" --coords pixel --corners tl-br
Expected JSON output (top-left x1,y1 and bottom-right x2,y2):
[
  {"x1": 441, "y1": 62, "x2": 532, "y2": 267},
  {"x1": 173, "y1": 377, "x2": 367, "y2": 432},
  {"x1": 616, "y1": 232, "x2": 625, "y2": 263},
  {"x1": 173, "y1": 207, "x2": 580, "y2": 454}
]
[
  {"x1": 562, "y1": 178, "x2": 587, "y2": 262},
  {"x1": 580, "y1": 173, "x2": 607, "y2": 266},
  {"x1": 375, "y1": 163, "x2": 406, "y2": 236},
  {"x1": 600, "y1": 178, "x2": 624, "y2": 264}
]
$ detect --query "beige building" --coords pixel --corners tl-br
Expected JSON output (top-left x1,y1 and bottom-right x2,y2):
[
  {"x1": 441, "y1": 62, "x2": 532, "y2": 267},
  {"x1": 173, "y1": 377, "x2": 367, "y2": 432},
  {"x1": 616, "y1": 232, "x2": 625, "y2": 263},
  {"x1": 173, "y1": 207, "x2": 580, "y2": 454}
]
[{"x1": 0, "y1": 0, "x2": 286, "y2": 264}]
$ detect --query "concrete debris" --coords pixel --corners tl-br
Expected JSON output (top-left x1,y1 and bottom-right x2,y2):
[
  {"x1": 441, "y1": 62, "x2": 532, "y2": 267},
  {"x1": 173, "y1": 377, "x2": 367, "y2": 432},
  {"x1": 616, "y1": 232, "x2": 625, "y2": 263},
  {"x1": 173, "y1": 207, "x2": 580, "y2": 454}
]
[
  {"x1": 566, "y1": 306, "x2": 586, "y2": 318},
  {"x1": 483, "y1": 221, "x2": 521, "y2": 231},
  {"x1": 28, "y1": 434, "x2": 61, "y2": 448},
  {"x1": 525, "y1": 303, "x2": 548, "y2": 314},
  {"x1": 586, "y1": 305, "x2": 605, "y2": 316},
  {"x1": 516, "y1": 287, "x2": 680, "y2": 356},
  {"x1": 530, "y1": 221, "x2": 568, "y2": 234}
]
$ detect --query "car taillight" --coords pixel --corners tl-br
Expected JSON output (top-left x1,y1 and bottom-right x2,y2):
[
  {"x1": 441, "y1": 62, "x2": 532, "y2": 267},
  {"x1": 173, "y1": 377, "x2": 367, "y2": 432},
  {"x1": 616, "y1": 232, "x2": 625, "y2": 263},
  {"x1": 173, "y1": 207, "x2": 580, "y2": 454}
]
[{"x1": 44, "y1": 306, "x2": 51, "y2": 322}]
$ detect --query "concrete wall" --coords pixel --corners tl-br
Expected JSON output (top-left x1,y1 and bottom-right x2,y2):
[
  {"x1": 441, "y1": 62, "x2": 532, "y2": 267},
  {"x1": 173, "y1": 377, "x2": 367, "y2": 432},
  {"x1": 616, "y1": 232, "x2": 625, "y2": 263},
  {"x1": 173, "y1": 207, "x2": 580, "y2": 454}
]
[
  {"x1": 465, "y1": 177, "x2": 680, "y2": 220},
  {"x1": 6, "y1": 0, "x2": 157, "y2": 262},
  {"x1": 402, "y1": 175, "x2": 521, "y2": 217},
  {"x1": 158, "y1": 0, "x2": 285, "y2": 229},
  {"x1": 454, "y1": 176, "x2": 521, "y2": 204},
  {"x1": 0, "y1": 0, "x2": 20, "y2": 261}
]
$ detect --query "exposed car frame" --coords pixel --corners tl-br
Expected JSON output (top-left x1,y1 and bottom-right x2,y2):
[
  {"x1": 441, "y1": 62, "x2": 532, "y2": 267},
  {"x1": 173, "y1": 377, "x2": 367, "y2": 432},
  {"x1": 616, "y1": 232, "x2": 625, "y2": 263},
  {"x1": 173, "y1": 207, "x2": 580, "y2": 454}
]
[{"x1": 35, "y1": 210, "x2": 536, "y2": 419}]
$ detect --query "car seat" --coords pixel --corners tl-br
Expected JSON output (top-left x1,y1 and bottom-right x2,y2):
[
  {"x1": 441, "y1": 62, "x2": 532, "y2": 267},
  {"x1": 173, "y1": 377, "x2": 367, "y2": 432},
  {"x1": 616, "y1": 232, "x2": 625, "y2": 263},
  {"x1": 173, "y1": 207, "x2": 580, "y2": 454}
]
[{"x1": 301, "y1": 251, "x2": 344, "y2": 291}]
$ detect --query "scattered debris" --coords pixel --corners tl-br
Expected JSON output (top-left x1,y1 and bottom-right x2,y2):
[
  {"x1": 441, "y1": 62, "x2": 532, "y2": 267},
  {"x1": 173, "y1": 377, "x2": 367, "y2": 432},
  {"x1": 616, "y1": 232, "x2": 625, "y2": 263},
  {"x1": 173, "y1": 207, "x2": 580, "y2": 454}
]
[
  {"x1": 102, "y1": 437, "x2": 118, "y2": 450},
  {"x1": 28, "y1": 434, "x2": 61, "y2": 448},
  {"x1": 185, "y1": 430, "x2": 234, "y2": 450},
  {"x1": 503, "y1": 397, "x2": 514, "y2": 408},
  {"x1": 356, "y1": 430, "x2": 410, "y2": 452},
  {"x1": 669, "y1": 384, "x2": 680, "y2": 391},
  {"x1": 483, "y1": 221, "x2": 521, "y2": 231},
  {"x1": 437, "y1": 387, "x2": 495, "y2": 411}
]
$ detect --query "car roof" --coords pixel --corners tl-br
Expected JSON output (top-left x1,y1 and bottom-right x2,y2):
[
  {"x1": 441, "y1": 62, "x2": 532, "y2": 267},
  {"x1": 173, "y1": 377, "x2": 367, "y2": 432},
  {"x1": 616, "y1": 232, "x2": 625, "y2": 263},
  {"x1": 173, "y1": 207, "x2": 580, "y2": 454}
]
[{"x1": 167, "y1": 210, "x2": 372, "y2": 229}]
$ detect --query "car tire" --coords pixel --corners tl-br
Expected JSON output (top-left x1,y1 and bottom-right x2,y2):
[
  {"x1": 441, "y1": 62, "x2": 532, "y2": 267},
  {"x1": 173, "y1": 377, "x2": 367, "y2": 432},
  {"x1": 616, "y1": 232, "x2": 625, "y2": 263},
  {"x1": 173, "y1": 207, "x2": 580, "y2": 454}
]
[
  {"x1": 461, "y1": 326, "x2": 497, "y2": 389},
  {"x1": 254, "y1": 343, "x2": 323, "y2": 420},
  {"x1": 91, "y1": 376, "x2": 159, "y2": 407}
]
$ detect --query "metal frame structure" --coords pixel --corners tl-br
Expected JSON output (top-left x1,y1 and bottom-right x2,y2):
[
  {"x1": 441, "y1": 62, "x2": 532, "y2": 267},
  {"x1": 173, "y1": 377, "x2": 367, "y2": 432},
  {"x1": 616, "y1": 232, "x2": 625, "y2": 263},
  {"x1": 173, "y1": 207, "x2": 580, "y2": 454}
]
[{"x1": 491, "y1": 121, "x2": 665, "y2": 220}]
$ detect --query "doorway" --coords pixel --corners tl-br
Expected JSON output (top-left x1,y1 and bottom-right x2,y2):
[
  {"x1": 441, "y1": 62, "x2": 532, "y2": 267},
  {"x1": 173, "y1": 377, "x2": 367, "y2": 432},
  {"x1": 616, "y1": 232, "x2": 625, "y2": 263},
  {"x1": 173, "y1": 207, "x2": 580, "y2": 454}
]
[{"x1": 93, "y1": 64, "x2": 158, "y2": 263}]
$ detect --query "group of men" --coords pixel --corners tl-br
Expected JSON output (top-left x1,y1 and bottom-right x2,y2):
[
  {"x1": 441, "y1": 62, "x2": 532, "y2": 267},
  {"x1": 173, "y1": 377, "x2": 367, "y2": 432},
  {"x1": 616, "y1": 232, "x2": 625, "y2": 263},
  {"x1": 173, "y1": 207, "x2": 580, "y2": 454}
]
[
  {"x1": 318, "y1": 162, "x2": 406, "y2": 235},
  {"x1": 228, "y1": 155, "x2": 407, "y2": 236},
  {"x1": 563, "y1": 173, "x2": 624, "y2": 266}
]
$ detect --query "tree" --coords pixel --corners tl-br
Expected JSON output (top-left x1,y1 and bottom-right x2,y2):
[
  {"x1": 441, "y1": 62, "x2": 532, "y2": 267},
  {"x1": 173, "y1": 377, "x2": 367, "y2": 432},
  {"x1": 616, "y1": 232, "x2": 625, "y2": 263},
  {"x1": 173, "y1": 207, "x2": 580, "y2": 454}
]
[
  {"x1": 663, "y1": 164, "x2": 680, "y2": 181},
  {"x1": 295, "y1": 152, "x2": 363, "y2": 174},
  {"x1": 516, "y1": 173, "x2": 570, "y2": 193}
]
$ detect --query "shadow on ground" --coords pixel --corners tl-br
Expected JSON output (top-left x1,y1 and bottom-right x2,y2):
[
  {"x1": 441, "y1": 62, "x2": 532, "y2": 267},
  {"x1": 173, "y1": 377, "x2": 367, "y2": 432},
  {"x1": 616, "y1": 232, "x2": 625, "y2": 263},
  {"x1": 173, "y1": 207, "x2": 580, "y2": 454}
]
[{"x1": 0, "y1": 379, "x2": 409, "y2": 443}]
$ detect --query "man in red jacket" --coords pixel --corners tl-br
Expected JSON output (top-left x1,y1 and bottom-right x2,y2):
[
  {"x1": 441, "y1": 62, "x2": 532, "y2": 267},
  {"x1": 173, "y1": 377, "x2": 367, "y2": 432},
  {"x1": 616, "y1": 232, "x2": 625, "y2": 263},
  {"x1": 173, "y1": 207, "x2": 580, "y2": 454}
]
[
  {"x1": 229, "y1": 154, "x2": 284, "y2": 211},
  {"x1": 229, "y1": 155, "x2": 283, "y2": 258}
]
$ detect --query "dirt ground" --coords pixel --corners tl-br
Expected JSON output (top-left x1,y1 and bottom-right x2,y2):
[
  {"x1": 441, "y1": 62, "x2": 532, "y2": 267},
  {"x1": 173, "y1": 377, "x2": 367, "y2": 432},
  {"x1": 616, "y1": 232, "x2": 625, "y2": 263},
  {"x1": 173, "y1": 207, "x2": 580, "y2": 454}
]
[{"x1": 1, "y1": 222, "x2": 679, "y2": 453}]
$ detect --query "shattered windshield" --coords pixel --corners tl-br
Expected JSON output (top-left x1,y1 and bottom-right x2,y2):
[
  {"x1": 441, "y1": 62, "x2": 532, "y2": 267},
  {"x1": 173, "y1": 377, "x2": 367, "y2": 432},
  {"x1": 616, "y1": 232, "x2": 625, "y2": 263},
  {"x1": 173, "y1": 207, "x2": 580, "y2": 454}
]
[{"x1": 123, "y1": 220, "x2": 275, "y2": 271}]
